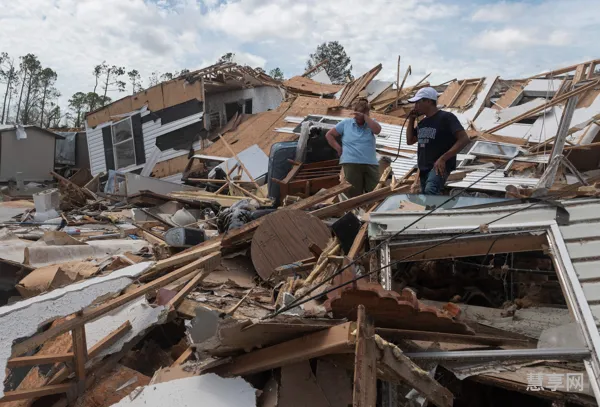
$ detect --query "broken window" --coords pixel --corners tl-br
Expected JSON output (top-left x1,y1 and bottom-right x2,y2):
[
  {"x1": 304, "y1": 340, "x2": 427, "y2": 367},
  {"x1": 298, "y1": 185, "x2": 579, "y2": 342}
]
[
  {"x1": 111, "y1": 117, "x2": 136, "y2": 169},
  {"x1": 292, "y1": 115, "x2": 343, "y2": 134}
]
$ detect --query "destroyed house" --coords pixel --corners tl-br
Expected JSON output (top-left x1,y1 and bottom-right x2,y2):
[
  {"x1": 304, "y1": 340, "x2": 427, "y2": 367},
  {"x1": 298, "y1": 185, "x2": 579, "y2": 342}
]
[
  {"x1": 0, "y1": 125, "x2": 64, "y2": 182},
  {"x1": 84, "y1": 63, "x2": 284, "y2": 180}
]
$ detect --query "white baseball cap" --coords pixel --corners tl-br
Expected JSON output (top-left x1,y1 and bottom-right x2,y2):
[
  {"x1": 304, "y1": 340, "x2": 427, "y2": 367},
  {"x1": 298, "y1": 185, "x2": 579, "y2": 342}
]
[{"x1": 408, "y1": 87, "x2": 439, "y2": 103}]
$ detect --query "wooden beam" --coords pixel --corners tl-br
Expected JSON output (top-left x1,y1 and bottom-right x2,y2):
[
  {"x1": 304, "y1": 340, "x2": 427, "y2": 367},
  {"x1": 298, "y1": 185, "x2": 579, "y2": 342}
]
[
  {"x1": 217, "y1": 133, "x2": 260, "y2": 190},
  {"x1": 222, "y1": 182, "x2": 353, "y2": 247},
  {"x1": 143, "y1": 239, "x2": 221, "y2": 279},
  {"x1": 71, "y1": 324, "x2": 88, "y2": 395},
  {"x1": 390, "y1": 232, "x2": 547, "y2": 262},
  {"x1": 48, "y1": 321, "x2": 133, "y2": 386},
  {"x1": 0, "y1": 384, "x2": 73, "y2": 402},
  {"x1": 376, "y1": 328, "x2": 534, "y2": 348},
  {"x1": 12, "y1": 252, "x2": 220, "y2": 358},
  {"x1": 447, "y1": 79, "x2": 468, "y2": 107},
  {"x1": 173, "y1": 347, "x2": 194, "y2": 366},
  {"x1": 353, "y1": 305, "x2": 377, "y2": 407},
  {"x1": 167, "y1": 268, "x2": 212, "y2": 309},
  {"x1": 395, "y1": 56, "x2": 401, "y2": 108},
  {"x1": 311, "y1": 185, "x2": 410, "y2": 219},
  {"x1": 6, "y1": 353, "x2": 74, "y2": 368},
  {"x1": 376, "y1": 338, "x2": 453, "y2": 407},
  {"x1": 486, "y1": 79, "x2": 600, "y2": 134},
  {"x1": 211, "y1": 322, "x2": 355, "y2": 376}
]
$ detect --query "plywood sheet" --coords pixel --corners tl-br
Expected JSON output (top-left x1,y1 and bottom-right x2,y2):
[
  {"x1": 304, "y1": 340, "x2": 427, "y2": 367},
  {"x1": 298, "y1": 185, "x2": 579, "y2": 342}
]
[
  {"x1": 131, "y1": 85, "x2": 165, "y2": 111},
  {"x1": 86, "y1": 108, "x2": 112, "y2": 128},
  {"x1": 107, "y1": 97, "x2": 134, "y2": 119},
  {"x1": 251, "y1": 209, "x2": 331, "y2": 280},
  {"x1": 162, "y1": 78, "x2": 203, "y2": 107},
  {"x1": 437, "y1": 81, "x2": 461, "y2": 107}
]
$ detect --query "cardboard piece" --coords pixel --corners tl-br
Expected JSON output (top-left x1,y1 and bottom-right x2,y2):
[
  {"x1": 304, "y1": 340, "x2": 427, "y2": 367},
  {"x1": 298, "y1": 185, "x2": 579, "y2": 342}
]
[{"x1": 16, "y1": 262, "x2": 99, "y2": 298}]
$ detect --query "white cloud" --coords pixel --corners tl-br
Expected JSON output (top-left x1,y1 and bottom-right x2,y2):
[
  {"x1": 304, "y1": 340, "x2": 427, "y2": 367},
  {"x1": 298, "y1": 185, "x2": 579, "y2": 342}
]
[
  {"x1": 471, "y1": 2, "x2": 526, "y2": 22},
  {"x1": 0, "y1": 0, "x2": 599, "y2": 124}
]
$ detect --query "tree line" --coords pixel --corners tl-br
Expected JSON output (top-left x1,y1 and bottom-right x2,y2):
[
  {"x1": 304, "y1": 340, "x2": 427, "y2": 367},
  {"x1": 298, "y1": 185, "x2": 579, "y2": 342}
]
[{"x1": 0, "y1": 41, "x2": 352, "y2": 129}]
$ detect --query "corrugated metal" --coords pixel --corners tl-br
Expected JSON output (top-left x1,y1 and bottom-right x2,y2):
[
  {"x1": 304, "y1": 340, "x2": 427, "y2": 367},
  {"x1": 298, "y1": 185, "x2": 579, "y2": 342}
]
[
  {"x1": 86, "y1": 112, "x2": 203, "y2": 176},
  {"x1": 447, "y1": 170, "x2": 539, "y2": 192}
]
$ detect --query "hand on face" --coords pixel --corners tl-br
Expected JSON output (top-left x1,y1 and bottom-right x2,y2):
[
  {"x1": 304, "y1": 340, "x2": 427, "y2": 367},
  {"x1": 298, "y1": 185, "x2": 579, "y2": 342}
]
[{"x1": 353, "y1": 111, "x2": 365, "y2": 121}]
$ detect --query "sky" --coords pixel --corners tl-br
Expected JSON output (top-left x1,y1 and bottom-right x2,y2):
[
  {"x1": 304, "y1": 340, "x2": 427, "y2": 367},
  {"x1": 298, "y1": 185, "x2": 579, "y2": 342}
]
[{"x1": 0, "y1": 0, "x2": 598, "y2": 116}]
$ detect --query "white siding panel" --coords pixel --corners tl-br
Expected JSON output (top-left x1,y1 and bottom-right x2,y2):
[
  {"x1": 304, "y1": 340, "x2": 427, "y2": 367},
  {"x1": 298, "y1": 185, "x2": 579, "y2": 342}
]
[
  {"x1": 573, "y1": 261, "x2": 600, "y2": 282},
  {"x1": 566, "y1": 240, "x2": 600, "y2": 261},
  {"x1": 86, "y1": 124, "x2": 108, "y2": 176}
]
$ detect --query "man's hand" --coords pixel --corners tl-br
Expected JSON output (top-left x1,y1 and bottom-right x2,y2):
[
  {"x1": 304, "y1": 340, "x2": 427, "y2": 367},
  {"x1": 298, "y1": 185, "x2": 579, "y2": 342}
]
[
  {"x1": 433, "y1": 157, "x2": 447, "y2": 176},
  {"x1": 408, "y1": 109, "x2": 419, "y2": 119},
  {"x1": 353, "y1": 111, "x2": 365, "y2": 121},
  {"x1": 335, "y1": 145, "x2": 343, "y2": 157}
]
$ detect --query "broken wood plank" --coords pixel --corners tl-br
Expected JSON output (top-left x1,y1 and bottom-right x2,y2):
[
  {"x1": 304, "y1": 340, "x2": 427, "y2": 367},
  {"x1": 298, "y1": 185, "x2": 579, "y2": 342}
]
[
  {"x1": 172, "y1": 347, "x2": 194, "y2": 366},
  {"x1": 6, "y1": 353, "x2": 74, "y2": 369},
  {"x1": 376, "y1": 336, "x2": 453, "y2": 407},
  {"x1": 47, "y1": 321, "x2": 133, "y2": 386},
  {"x1": 217, "y1": 133, "x2": 260, "y2": 190},
  {"x1": 375, "y1": 328, "x2": 534, "y2": 348},
  {"x1": 71, "y1": 324, "x2": 88, "y2": 392},
  {"x1": 222, "y1": 182, "x2": 352, "y2": 247},
  {"x1": 311, "y1": 185, "x2": 410, "y2": 219},
  {"x1": 486, "y1": 79, "x2": 600, "y2": 134},
  {"x1": 12, "y1": 253, "x2": 220, "y2": 358},
  {"x1": 390, "y1": 232, "x2": 547, "y2": 262},
  {"x1": 353, "y1": 305, "x2": 377, "y2": 407},
  {"x1": 167, "y1": 268, "x2": 212, "y2": 309},
  {"x1": 50, "y1": 171, "x2": 96, "y2": 200},
  {"x1": 0, "y1": 384, "x2": 73, "y2": 403},
  {"x1": 212, "y1": 322, "x2": 355, "y2": 376},
  {"x1": 145, "y1": 239, "x2": 221, "y2": 277}
]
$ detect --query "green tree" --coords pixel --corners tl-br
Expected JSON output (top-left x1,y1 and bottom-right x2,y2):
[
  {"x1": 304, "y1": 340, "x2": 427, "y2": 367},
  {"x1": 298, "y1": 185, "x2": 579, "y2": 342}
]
[
  {"x1": 0, "y1": 53, "x2": 18, "y2": 124},
  {"x1": 68, "y1": 92, "x2": 87, "y2": 127},
  {"x1": 85, "y1": 92, "x2": 111, "y2": 114},
  {"x1": 18, "y1": 53, "x2": 42, "y2": 124},
  {"x1": 269, "y1": 67, "x2": 284, "y2": 81},
  {"x1": 99, "y1": 64, "x2": 126, "y2": 105},
  {"x1": 38, "y1": 67, "x2": 58, "y2": 127},
  {"x1": 218, "y1": 52, "x2": 235, "y2": 63},
  {"x1": 306, "y1": 41, "x2": 353, "y2": 84},
  {"x1": 127, "y1": 69, "x2": 142, "y2": 93}
]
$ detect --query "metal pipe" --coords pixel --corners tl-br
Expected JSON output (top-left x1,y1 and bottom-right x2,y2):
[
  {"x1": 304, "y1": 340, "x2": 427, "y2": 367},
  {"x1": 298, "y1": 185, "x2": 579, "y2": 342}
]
[{"x1": 404, "y1": 348, "x2": 590, "y2": 362}]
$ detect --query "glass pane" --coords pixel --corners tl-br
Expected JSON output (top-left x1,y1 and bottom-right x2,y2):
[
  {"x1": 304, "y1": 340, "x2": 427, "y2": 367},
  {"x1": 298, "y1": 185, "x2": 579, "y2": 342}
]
[
  {"x1": 374, "y1": 193, "x2": 509, "y2": 212},
  {"x1": 115, "y1": 139, "x2": 136, "y2": 169},
  {"x1": 112, "y1": 119, "x2": 133, "y2": 144},
  {"x1": 470, "y1": 141, "x2": 519, "y2": 158}
]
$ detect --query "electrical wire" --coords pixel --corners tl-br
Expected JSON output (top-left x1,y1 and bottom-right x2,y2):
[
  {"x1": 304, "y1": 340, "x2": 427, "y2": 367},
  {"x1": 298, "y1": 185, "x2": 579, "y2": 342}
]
[
  {"x1": 268, "y1": 189, "x2": 576, "y2": 315},
  {"x1": 265, "y1": 163, "x2": 505, "y2": 318},
  {"x1": 392, "y1": 115, "x2": 411, "y2": 163}
]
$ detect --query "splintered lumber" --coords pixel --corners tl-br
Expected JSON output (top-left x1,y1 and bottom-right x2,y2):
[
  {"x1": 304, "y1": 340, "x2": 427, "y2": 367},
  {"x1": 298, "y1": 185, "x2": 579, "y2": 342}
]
[
  {"x1": 12, "y1": 253, "x2": 220, "y2": 358},
  {"x1": 72, "y1": 324, "x2": 88, "y2": 392},
  {"x1": 47, "y1": 321, "x2": 133, "y2": 386},
  {"x1": 0, "y1": 384, "x2": 74, "y2": 403},
  {"x1": 486, "y1": 79, "x2": 600, "y2": 134},
  {"x1": 375, "y1": 336, "x2": 453, "y2": 407},
  {"x1": 375, "y1": 328, "x2": 534, "y2": 348},
  {"x1": 212, "y1": 322, "x2": 355, "y2": 376},
  {"x1": 310, "y1": 184, "x2": 410, "y2": 219},
  {"x1": 6, "y1": 353, "x2": 74, "y2": 368},
  {"x1": 222, "y1": 181, "x2": 353, "y2": 247},
  {"x1": 167, "y1": 267, "x2": 215, "y2": 309},
  {"x1": 146, "y1": 238, "x2": 222, "y2": 277},
  {"x1": 51, "y1": 171, "x2": 96, "y2": 200},
  {"x1": 353, "y1": 305, "x2": 377, "y2": 407},
  {"x1": 217, "y1": 133, "x2": 260, "y2": 190}
]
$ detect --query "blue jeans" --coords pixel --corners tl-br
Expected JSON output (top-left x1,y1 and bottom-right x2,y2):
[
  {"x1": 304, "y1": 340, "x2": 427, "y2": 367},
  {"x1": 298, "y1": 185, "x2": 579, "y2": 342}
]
[{"x1": 420, "y1": 169, "x2": 447, "y2": 195}]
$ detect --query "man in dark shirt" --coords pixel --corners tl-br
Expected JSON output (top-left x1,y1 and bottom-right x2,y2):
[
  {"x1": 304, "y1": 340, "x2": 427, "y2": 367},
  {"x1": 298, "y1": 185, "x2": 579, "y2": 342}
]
[{"x1": 406, "y1": 87, "x2": 469, "y2": 194}]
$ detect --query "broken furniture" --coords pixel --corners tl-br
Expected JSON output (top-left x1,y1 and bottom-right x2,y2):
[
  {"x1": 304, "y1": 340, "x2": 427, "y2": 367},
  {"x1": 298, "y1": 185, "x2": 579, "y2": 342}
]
[{"x1": 272, "y1": 159, "x2": 341, "y2": 202}]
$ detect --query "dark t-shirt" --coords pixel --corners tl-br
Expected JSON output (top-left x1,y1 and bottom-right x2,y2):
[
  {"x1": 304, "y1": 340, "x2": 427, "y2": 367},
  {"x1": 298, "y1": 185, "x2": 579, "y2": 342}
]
[{"x1": 416, "y1": 110, "x2": 464, "y2": 172}]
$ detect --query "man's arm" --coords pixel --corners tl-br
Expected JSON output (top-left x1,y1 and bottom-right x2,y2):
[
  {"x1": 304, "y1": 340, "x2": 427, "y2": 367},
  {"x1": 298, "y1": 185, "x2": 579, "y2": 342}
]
[
  {"x1": 406, "y1": 113, "x2": 418, "y2": 145},
  {"x1": 364, "y1": 115, "x2": 382, "y2": 135},
  {"x1": 326, "y1": 127, "x2": 343, "y2": 157},
  {"x1": 433, "y1": 114, "x2": 470, "y2": 176}
]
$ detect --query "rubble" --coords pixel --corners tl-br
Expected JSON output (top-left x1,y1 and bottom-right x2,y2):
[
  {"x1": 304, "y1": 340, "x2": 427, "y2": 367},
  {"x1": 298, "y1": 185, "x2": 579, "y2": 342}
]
[{"x1": 2, "y1": 57, "x2": 600, "y2": 407}]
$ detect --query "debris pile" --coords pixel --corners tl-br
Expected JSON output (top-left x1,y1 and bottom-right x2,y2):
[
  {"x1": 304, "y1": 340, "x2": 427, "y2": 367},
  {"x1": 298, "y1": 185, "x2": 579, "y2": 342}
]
[{"x1": 1, "y1": 58, "x2": 600, "y2": 407}]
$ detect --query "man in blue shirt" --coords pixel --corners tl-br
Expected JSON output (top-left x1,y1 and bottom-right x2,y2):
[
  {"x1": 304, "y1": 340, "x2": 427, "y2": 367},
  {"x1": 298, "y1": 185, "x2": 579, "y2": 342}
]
[
  {"x1": 406, "y1": 87, "x2": 469, "y2": 195},
  {"x1": 325, "y1": 98, "x2": 382, "y2": 197}
]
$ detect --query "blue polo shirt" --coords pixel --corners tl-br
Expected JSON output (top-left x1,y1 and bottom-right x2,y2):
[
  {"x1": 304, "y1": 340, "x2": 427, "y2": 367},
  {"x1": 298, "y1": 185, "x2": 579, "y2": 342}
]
[{"x1": 335, "y1": 118, "x2": 378, "y2": 165}]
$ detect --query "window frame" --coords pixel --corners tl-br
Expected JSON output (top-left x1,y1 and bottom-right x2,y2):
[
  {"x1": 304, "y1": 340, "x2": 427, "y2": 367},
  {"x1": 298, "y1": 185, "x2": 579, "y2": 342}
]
[{"x1": 111, "y1": 116, "x2": 136, "y2": 170}]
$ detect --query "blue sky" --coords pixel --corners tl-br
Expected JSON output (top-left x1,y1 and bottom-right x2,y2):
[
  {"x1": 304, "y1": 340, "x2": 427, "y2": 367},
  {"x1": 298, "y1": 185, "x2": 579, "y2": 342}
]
[{"x1": 1, "y1": 0, "x2": 598, "y2": 112}]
